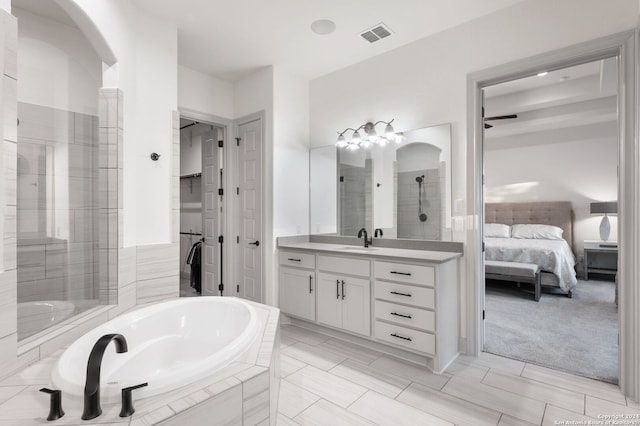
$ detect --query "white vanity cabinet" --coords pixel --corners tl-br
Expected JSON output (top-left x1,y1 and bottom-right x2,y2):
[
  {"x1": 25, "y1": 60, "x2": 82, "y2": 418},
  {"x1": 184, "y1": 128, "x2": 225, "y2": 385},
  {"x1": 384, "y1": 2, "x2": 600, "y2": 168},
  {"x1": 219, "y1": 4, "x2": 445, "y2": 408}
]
[
  {"x1": 279, "y1": 251, "x2": 315, "y2": 321},
  {"x1": 373, "y1": 259, "x2": 458, "y2": 373},
  {"x1": 316, "y1": 255, "x2": 371, "y2": 336},
  {"x1": 277, "y1": 242, "x2": 460, "y2": 374}
]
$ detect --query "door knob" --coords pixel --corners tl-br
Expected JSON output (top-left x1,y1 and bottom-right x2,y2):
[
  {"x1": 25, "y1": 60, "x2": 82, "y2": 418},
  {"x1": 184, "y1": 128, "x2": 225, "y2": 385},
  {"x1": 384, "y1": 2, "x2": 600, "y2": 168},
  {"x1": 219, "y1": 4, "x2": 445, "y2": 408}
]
[{"x1": 249, "y1": 240, "x2": 260, "y2": 246}]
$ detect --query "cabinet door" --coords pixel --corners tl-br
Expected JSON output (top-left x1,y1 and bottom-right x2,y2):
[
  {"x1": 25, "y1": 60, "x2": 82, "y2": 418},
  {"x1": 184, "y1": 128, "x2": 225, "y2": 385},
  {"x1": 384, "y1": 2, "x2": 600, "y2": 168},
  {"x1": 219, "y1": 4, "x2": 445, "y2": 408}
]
[
  {"x1": 279, "y1": 268, "x2": 315, "y2": 321},
  {"x1": 342, "y1": 276, "x2": 371, "y2": 336},
  {"x1": 316, "y1": 273, "x2": 342, "y2": 329}
]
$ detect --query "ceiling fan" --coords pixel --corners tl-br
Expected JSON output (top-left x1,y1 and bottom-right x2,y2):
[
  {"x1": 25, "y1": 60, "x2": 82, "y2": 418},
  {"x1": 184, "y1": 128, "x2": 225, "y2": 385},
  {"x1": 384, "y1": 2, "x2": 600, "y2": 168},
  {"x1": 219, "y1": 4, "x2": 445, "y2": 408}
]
[{"x1": 484, "y1": 114, "x2": 518, "y2": 129}]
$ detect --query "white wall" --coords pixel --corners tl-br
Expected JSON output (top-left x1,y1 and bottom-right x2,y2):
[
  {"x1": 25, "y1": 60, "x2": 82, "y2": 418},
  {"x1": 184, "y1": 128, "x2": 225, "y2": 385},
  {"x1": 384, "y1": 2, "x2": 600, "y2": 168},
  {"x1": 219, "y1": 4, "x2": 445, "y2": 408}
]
[
  {"x1": 178, "y1": 65, "x2": 233, "y2": 119},
  {"x1": 309, "y1": 0, "x2": 637, "y2": 340},
  {"x1": 485, "y1": 137, "x2": 618, "y2": 258},
  {"x1": 72, "y1": 0, "x2": 177, "y2": 246},
  {"x1": 13, "y1": 7, "x2": 101, "y2": 115},
  {"x1": 273, "y1": 67, "x2": 309, "y2": 238},
  {"x1": 133, "y1": 13, "x2": 177, "y2": 245}
]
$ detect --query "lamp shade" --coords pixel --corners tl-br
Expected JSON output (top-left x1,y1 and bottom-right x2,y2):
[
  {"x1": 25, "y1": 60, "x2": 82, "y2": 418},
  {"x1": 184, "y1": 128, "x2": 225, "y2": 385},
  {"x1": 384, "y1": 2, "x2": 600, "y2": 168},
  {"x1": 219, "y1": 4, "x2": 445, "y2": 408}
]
[{"x1": 590, "y1": 202, "x2": 617, "y2": 215}]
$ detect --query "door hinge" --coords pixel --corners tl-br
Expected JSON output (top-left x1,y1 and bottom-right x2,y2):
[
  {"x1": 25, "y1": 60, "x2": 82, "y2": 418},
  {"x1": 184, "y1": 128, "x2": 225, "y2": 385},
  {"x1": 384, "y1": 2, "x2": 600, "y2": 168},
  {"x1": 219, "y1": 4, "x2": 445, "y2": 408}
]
[
  {"x1": 235, "y1": 137, "x2": 241, "y2": 146},
  {"x1": 218, "y1": 235, "x2": 224, "y2": 243},
  {"x1": 218, "y1": 284, "x2": 224, "y2": 291},
  {"x1": 218, "y1": 140, "x2": 224, "y2": 148},
  {"x1": 483, "y1": 310, "x2": 486, "y2": 320},
  {"x1": 236, "y1": 235, "x2": 239, "y2": 244},
  {"x1": 218, "y1": 188, "x2": 223, "y2": 196},
  {"x1": 482, "y1": 242, "x2": 485, "y2": 252},
  {"x1": 482, "y1": 106, "x2": 485, "y2": 118},
  {"x1": 236, "y1": 284, "x2": 240, "y2": 293},
  {"x1": 236, "y1": 187, "x2": 239, "y2": 195},
  {"x1": 339, "y1": 176, "x2": 344, "y2": 182}
]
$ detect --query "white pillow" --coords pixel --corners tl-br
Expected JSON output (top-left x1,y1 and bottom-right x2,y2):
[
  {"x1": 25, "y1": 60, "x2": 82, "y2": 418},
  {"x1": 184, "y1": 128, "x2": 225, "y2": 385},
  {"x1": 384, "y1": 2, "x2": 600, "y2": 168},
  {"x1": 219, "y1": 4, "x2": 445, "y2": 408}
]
[
  {"x1": 511, "y1": 224, "x2": 564, "y2": 240},
  {"x1": 484, "y1": 223, "x2": 511, "y2": 238}
]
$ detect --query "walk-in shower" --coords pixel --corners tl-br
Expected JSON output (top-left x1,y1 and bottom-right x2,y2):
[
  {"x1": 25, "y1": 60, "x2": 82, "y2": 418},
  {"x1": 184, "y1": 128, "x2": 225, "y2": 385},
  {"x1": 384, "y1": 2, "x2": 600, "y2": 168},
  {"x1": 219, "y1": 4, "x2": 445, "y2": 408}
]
[{"x1": 14, "y1": 2, "x2": 106, "y2": 340}]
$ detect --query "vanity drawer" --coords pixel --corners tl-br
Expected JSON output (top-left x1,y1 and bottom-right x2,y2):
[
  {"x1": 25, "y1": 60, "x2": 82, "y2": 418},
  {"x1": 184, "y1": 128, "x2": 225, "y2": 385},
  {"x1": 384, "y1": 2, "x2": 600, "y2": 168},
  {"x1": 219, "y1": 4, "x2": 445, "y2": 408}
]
[
  {"x1": 375, "y1": 300, "x2": 435, "y2": 332},
  {"x1": 279, "y1": 251, "x2": 315, "y2": 269},
  {"x1": 374, "y1": 261, "x2": 434, "y2": 286},
  {"x1": 375, "y1": 320, "x2": 435, "y2": 355},
  {"x1": 318, "y1": 255, "x2": 370, "y2": 277},
  {"x1": 374, "y1": 281, "x2": 434, "y2": 309}
]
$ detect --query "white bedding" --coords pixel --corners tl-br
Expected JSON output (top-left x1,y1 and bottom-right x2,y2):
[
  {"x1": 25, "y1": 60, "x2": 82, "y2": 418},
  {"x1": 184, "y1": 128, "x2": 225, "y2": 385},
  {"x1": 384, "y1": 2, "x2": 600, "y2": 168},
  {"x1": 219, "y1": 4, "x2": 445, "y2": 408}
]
[{"x1": 485, "y1": 237, "x2": 577, "y2": 292}]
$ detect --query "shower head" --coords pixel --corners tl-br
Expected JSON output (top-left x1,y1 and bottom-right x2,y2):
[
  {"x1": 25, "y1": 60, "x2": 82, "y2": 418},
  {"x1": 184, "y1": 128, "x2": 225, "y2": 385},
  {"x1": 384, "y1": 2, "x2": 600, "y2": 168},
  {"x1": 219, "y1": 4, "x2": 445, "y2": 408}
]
[{"x1": 415, "y1": 175, "x2": 424, "y2": 183}]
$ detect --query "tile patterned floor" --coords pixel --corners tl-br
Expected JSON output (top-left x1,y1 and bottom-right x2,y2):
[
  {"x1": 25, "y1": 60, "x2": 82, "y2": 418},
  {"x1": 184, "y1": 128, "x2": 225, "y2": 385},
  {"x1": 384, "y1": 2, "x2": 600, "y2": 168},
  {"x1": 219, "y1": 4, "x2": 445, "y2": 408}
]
[{"x1": 277, "y1": 324, "x2": 639, "y2": 425}]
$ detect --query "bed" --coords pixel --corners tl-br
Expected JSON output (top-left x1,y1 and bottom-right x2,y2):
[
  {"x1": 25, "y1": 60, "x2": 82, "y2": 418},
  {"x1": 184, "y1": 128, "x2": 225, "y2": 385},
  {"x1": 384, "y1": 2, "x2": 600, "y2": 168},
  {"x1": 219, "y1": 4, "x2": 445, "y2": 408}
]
[{"x1": 485, "y1": 201, "x2": 578, "y2": 294}]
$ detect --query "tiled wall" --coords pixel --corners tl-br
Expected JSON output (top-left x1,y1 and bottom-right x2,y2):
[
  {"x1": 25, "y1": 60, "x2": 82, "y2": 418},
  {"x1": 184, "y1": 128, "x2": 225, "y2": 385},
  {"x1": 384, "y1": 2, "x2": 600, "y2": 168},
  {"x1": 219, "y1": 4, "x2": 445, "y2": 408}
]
[
  {"x1": 339, "y1": 163, "x2": 365, "y2": 236},
  {"x1": 16, "y1": 103, "x2": 99, "y2": 303},
  {"x1": 0, "y1": 9, "x2": 18, "y2": 374},
  {"x1": 397, "y1": 167, "x2": 442, "y2": 240}
]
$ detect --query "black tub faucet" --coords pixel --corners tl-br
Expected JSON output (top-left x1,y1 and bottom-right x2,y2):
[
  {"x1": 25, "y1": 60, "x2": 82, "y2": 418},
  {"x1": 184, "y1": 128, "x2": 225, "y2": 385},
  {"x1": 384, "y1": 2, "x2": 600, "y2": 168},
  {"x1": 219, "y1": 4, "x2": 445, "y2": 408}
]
[
  {"x1": 374, "y1": 228, "x2": 383, "y2": 238},
  {"x1": 357, "y1": 228, "x2": 372, "y2": 248},
  {"x1": 82, "y1": 334, "x2": 128, "y2": 420}
]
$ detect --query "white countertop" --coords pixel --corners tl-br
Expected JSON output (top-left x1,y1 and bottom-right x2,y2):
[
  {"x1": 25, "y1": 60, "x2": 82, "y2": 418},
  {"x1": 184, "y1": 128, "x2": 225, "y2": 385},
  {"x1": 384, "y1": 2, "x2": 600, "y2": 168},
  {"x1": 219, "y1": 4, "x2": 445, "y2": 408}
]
[{"x1": 278, "y1": 242, "x2": 462, "y2": 263}]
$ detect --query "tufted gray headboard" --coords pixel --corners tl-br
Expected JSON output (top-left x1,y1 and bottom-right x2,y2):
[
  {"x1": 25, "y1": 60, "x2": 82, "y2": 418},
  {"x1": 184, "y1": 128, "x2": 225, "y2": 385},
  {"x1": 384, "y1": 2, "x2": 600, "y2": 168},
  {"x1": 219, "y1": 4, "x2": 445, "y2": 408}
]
[{"x1": 485, "y1": 201, "x2": 574, "y2": 252}]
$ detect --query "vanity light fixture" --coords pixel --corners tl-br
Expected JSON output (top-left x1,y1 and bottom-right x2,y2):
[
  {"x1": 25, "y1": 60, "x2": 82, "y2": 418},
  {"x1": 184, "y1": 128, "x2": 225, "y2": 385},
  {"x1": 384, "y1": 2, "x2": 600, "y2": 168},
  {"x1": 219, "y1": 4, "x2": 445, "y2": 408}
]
[{"x1": 336, "y1": 119, "x2": 398, "y2": 149}]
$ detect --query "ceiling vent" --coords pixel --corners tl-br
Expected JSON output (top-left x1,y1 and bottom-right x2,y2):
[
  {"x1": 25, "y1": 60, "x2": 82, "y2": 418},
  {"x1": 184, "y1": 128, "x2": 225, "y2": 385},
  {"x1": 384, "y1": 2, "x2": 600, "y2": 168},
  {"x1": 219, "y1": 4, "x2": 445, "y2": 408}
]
[{"x1": 360, "y1": 23, "x2": 393, "y2": 43}]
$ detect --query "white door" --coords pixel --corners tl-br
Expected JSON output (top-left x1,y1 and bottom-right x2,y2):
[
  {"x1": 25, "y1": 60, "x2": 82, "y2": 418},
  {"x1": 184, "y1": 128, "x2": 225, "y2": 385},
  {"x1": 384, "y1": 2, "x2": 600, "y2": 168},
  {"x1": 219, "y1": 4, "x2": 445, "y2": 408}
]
[
  {"x1": 316, "y1": 273, "x2": 342, "y2": 329},
  {"x1": 202, "y1": 126, "x2": 222, "y2": 296},
  {"x1": 280, "y1": 268, "x2": 315, "y2": 321},
  {"x1": 235, "y1": 118, "x2": 262, "y2": 301},
  {"x1": 342, "y1": 276, "x2": 371, "y2": 336}
]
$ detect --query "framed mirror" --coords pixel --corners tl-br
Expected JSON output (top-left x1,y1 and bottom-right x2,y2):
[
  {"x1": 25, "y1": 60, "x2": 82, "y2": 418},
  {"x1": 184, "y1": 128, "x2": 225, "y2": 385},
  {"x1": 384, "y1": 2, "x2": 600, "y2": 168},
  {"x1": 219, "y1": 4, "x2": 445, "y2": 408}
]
[{"x1": 310, "y1": 123, "x2": 452, "y2": 241}]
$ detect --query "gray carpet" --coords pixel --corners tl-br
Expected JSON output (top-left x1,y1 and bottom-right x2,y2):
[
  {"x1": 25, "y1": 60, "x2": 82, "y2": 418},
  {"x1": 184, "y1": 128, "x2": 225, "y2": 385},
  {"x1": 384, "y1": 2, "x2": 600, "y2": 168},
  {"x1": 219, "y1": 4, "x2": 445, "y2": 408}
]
[{"x1": 484, "y1": 278, "x2": 618, "y2": 384}]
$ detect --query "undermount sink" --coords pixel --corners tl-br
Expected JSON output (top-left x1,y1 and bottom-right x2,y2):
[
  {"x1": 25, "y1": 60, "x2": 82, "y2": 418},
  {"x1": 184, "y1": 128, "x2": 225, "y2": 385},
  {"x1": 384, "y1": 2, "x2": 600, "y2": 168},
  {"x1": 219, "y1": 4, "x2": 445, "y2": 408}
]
[{"x1": 339, "y1": 246, "x2": 379, "y2": 251}]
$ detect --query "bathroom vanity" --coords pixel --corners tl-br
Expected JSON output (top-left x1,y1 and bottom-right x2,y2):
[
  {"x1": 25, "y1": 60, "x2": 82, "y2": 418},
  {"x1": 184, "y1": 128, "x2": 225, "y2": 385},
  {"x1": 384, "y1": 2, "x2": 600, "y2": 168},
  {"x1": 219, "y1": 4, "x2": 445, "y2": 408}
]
[{"x1": 278, "y1": 238, "x2": 461, "y2": 374}]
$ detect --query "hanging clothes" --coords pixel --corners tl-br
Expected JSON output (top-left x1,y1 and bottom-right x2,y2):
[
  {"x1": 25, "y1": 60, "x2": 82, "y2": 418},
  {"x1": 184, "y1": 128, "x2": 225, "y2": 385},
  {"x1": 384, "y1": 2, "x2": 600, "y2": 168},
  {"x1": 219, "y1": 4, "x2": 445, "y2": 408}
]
[{"x1": 186, "y1": 241, "x2": 202, "y2": 293}]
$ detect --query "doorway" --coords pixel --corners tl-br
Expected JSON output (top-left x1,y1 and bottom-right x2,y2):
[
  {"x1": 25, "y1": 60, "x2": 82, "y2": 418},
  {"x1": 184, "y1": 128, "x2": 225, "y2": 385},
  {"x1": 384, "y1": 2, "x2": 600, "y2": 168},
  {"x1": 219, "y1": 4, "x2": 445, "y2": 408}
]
[
  {"x1": 179, "y1": 117, "x2": 226, "y2": 297},
  {"x1": 467, "y1": 32, "x2": 638, "y2": 398},
  {"x1": 481, "y1": 57, "x2": 619, "y2": 383}
]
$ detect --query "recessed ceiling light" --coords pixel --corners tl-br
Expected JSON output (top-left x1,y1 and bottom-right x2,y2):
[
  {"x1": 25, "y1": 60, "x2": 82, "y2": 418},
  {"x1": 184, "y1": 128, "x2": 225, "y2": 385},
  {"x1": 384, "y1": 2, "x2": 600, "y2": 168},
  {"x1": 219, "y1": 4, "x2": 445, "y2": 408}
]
[
  {"x1": 537, "y1": 71, "x2": 548, "y2": 77},
  {"x1": 311, "y1": 19, "x2": 336, "y2": 35}
]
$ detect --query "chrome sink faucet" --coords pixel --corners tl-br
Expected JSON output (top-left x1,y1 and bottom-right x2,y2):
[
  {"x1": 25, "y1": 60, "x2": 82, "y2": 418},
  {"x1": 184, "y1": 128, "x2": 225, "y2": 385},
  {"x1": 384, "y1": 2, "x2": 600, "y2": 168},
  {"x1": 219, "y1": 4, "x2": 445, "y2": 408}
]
[
  {"x1": 82, "y1": 334, "x2": 128, "y2": 420},
  {"x1": 357, "y1": 228, "x2": 372, "y2": 248}
]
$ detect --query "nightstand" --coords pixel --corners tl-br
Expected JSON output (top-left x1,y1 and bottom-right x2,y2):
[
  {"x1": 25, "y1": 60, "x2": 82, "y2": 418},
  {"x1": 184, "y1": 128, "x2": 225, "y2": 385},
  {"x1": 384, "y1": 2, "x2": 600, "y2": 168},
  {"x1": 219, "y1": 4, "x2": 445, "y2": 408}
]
[{"x1": 583, "y1": 240, "x2": 618, "y2": 280}]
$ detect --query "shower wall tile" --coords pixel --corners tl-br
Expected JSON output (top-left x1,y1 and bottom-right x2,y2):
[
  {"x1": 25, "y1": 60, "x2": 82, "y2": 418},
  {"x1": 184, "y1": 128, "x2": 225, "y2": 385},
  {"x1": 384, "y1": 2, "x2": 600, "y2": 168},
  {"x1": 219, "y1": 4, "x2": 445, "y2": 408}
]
[
  {"x1": 136, "y1": 243, "x2": 179, "y2": 281},
  {"x1": 73, "y1": 113, "x2": 98, "y2": 146},
  {"x1": 0, "y1": 270, "x2": 17, "y2": 339},
  {"x1": 136, "y1": 274, "x2": 179, "y2": 304},
  {"x1": 2, "y1": 75, "x2": 16, "y2": 142},
  {"x1": 118, "y1": 246, "x2": 136, "y2": 288},
  {"x1": 108, "y1": 281, "x2": 136, "y2": 320},
  {"x1": 16, "y1": 103, "x2": 73, "y2": 144},
  {"x1": 0, "y1": 333, "x2": 17, "y2": 374},
  {"x1": 99, "y1": 89, "x2": 118, "y2": 128},
  {"x1": 68, "y1": 144, "x2": 96, "y2": 177},
  {"x1": 98, "y1": 210, "x2": 118, "y2": 249},
  {"x1": 3, "y1": 205, "x2": 16, "y2": 270},
  {"x1": 2, "y1": 12, "x2": 17, "y2": 80},
  {"x1": 98, "y1": 169, "x2": 118, "y2": 209},
  {"x1": 72, "y1": 208, "x2": 95, "y2": 243},
  {"x1": 3, "y1": 140, "x2": 16, "y2": 203},
  {"x1": 16, "y1": 245, "x2": 45, "y2": 282},
  {"x1": 45, "y1": 242, "x2": 94, "y2": 279},
  {"x1": 98, "y1": 127, "x2": 120, "y2": 168}
]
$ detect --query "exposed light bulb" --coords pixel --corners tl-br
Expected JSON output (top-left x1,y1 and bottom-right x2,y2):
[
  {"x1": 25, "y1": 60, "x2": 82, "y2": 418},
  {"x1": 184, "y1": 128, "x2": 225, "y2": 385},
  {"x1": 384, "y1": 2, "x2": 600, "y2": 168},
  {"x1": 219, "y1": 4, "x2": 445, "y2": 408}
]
[
  {"x1": 385, "y1": 123, "x2": 395, "y2": 139},
  {"x1": 361, "y1": 140, "x2": 371, "y2": 148}
]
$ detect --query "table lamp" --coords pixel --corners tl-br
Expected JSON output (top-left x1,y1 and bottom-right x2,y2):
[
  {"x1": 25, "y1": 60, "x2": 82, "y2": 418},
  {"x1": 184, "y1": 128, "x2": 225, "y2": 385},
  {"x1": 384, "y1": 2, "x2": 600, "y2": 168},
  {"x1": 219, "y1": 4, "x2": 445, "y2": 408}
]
[{"x1": 590, "y1": 201, "x2": 617, "y2": 241}]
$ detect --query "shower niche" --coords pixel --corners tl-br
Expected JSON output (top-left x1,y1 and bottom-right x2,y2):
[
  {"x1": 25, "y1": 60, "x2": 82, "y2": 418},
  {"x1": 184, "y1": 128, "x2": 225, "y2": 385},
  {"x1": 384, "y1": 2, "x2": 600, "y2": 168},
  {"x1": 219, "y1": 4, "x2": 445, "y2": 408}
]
[{"x1": 311, "y1": 123, "x2": 451, "y2": 241}]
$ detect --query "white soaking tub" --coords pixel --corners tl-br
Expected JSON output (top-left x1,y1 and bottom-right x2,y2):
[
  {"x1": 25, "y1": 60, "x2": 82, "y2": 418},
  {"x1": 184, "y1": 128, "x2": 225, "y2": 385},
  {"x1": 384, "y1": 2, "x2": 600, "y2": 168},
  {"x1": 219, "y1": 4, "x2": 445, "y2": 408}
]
[{"x1": 51, "y1": 297, "x2": 259, "y2": 403}]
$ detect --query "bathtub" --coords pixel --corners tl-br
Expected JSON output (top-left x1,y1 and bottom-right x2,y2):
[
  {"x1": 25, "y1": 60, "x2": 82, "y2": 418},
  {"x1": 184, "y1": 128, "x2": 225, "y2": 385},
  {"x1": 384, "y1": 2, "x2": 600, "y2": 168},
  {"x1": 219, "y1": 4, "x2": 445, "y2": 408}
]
[
  {"x1": 18, "y1": 300, "x2": 76, "y2": 339},
  {"x1": 51, "y1": 297, "x2": 259, "y2": 403}
]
